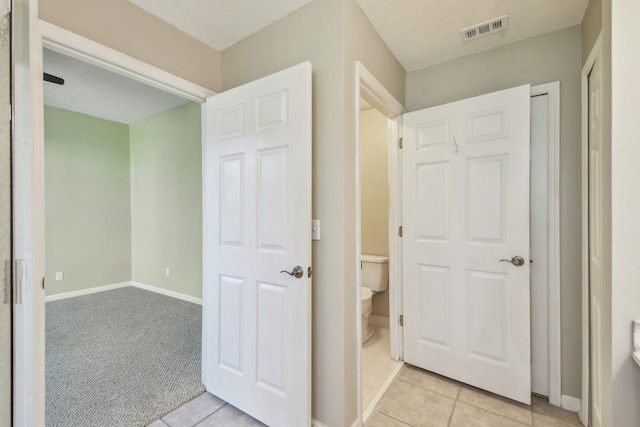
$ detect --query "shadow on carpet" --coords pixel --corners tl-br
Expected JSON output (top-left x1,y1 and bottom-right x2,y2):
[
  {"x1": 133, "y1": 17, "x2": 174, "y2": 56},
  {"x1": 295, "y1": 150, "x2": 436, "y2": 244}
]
[{"x1": 46, "y1": 287, "x2": 205, "y2": 427}]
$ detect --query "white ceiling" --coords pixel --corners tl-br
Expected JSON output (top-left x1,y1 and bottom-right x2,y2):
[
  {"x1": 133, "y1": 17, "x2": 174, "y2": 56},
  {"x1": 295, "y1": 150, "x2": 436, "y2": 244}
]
[
  {"x1": 129, "y1": 0, "x2": 588, "y2": 72},
  {"x1": 43, "y1": 48, "x2": 190, "y2": 125}
]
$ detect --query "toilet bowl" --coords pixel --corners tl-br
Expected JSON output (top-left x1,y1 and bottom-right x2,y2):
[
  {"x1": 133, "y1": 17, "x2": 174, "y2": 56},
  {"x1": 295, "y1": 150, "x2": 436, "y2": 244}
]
[
  {"x1": 361, "y1": 287, "x2": 374, "y2": 343},
  {"x1": 360, "y1": 254, "x2": 389, "y2": 344}
]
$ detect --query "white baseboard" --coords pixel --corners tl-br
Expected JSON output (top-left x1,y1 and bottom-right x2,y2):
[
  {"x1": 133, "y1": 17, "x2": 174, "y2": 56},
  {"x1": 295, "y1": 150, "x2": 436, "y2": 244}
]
[
  {"x1": 561, "y1": 395, "x2": 581, "y2": 412},
  {"x1": 45, "y1": 281, "x2": 131, "y2": 302},
  {"x1": 131, "y1": 281, "x2": 202, "y2": 305},
  {"x1": 350, "y1": 418, "x2": 360, "y2": 427},
  {"x1": 45, "y1": 281, "x2": 203, "y2": 305},
  {"x1": 311, "y1": 419, "x2": 329, "y2": 427},
  {"x1": 369, "y1": 314, "x2": 389, "y2": 328}
]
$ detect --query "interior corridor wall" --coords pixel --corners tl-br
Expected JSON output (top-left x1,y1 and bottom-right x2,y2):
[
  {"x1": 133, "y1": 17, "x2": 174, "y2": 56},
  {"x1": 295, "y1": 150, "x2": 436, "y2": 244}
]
[
  {"x1": 44, "y1": 106, "x2": 132, "y2": 295},
  {"x1": 129, "y1": 102, "x2": 203, "y2": 299},
  {"x1": 405, "y1": 26, "x2": 583, "y2": 399},
  {"x1": 221, "y1": 0, "x2": 405, "y2": 424}
]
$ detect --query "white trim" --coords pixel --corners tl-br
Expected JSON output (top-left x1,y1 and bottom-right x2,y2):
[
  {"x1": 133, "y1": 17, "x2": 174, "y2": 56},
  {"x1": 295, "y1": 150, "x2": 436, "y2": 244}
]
[
  {"x1": 44, "y1": 281, "x2": 131, "y2": 302},
  {"x1": 368, "y1": 314, "x2": 389, "y2": 328},
  {"x1": 311, "y1": 420, "x2": 330, "y2": 427},
  {"x1": 530, "y1": 82, "x2": 562, "y2": 407},
  {"x1": 35, "y1": 20, "x2": 216, "y2": 102},
  {"x1": 580, "y1": 32, "x2": 603, "y2": 427},
  {"x1": 561, "y1": 395, "x2": 582, "y2": 413},
  {"x1": 43, "y1": 281, "x2": 203, "y2": 305},
  {"x1": 131, "y1": 282, "x2": 202, "y2": 305},
  {"x1": 355, "y1": 61, "x2": 405, "y2": 426},
  {"x1": 349, "y1": 419, "x2": 360, "y2": 427},
  {"x1": 362, "y1": 361, "x2": 404, "y2": 423}
]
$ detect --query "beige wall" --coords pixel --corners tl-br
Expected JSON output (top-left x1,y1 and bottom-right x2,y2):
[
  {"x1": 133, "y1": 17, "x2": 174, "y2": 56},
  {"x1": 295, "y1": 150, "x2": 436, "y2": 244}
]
[
  {"x1": 223, "y1": 1, "x2": 348, "y2": 424},
  {"x1": 406, "y1": 26, "x2": 583, "y2": 398},
  {"x1": 44, "y1": 106, "x2": 132, "y2": 295},
  {"x1": 342, "y1": 3, "x2": 405, "y2": 419},
  {"x1": 38, "y1": 0, "x2": 221, "y2": 92},
  {"x1": 222, "y1": 0, "x2": 405, "y2": 424},
  {"x1": 129, "y1": 102, "x2": 203, "y2": 299},
  {"x1": 582, "y1": 0, "x2": 602, "y2": 62},
  {"x1": 610, "y1": 1, "x2": 640, "y2": 426},
  {"x1": 360, "y1": 107, "x2": 390, "y2": 317}
]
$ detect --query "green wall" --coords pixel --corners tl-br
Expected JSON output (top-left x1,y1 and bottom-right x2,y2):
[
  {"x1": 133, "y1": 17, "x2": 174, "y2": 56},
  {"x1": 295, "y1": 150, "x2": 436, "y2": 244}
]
[
  {"x1": 129, "y1": 102, "x2": 203, "y2": 298},
  {"x1": 45, "y1": 106, "x2": 132, "y2": 294},
  {"x1": 45, "y1": 102, "x2": 202, "y2": 298}
]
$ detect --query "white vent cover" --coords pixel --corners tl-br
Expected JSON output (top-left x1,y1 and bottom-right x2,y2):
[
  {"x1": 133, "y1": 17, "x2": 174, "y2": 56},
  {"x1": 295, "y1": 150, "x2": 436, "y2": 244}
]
[{"x1": 461, "y1": 15, "x2": 508, "y2": 42}]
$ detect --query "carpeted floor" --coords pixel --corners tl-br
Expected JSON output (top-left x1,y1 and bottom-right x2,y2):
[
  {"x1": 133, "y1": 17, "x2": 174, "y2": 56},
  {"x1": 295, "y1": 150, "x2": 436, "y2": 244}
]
[{"x1": 45, "y1": 287, "x2": 205, "y2": 427}]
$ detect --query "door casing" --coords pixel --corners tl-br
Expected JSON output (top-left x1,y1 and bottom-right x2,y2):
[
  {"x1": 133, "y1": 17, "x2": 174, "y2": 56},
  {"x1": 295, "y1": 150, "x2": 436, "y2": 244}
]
[{"x1": 581, "y1": 32, "x2": 604, "y2": 427}]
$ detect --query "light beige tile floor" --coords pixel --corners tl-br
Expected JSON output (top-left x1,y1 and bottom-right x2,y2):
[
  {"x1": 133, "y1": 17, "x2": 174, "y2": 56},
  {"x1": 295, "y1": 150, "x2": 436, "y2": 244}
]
[
  {"x1": 362, "y1": 324, "x2": 403, "y2": 410},
  {"x1": 365, "y1": 364, "x2": 584, "y2": 427}
]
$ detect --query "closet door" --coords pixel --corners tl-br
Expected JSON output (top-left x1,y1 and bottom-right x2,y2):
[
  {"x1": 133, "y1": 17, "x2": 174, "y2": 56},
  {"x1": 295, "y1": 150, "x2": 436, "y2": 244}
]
[{"x1": 0, "y1": 1, "x2": 12, "y2": 426}]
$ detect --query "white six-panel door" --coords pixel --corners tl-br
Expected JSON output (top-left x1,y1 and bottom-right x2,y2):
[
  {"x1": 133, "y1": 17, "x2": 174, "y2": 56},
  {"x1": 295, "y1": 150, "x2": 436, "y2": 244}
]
[
  {"x1": 402, "y1": 85, "x2": 532, "y2": 404},
  {"x1": 203, "y1": 62, "x2": 312, "y2": 427}
]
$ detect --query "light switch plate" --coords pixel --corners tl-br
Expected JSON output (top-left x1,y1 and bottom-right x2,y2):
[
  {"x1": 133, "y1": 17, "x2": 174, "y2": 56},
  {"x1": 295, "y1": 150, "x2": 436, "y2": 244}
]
[
  {"x1": 312, "y1": 219, "x2": 320, "y2": 240},
  {"x1": 55, "y1": 272, "x2": 64, "y2": 281}
]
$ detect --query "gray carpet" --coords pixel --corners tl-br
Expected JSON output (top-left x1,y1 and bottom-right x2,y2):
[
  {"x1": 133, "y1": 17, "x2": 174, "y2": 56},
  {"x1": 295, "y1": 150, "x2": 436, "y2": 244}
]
[{"x1": 46, "y1": 287, "x2": 205, "y2": 427}]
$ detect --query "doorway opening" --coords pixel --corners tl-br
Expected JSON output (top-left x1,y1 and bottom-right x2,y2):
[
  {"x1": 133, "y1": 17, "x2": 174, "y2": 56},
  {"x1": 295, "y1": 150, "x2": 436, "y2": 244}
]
[
  {"x1": 12, "y1": 19, "x2": 214, "y2": 425},
  {"x1": 42, "y1": 46, "x2": 205, "y2": 426}
]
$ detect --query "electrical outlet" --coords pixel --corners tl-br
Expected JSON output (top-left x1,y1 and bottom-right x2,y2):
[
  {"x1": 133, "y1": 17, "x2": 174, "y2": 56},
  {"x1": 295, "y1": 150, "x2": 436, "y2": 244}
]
[
  {"x1": 55, "y1": 272, "x2": 64, "y2": 281},
  {"x1": 165, "y1": 267, "x2": 170, "y2": 277}
]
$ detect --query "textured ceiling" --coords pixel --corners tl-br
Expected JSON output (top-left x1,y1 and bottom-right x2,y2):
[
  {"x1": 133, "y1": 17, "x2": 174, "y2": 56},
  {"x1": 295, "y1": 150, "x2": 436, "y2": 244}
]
[
  {"x1": 355, "y1": 0, "x2": 589, "y2": 71},
  {"x1": 130, "y1": 0, "x2": 588, "y2": 72},
  {"x1": 129, "y1": 0, "x2": 315, "y2": 51},
  {"x1": 43, "y1": 49, "x2": 190, "y2": 125}
]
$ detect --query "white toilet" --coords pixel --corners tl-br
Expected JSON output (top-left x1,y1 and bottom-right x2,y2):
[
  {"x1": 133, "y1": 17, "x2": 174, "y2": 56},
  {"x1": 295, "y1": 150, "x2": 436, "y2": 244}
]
[{"x1": 360, "y1": 254, "x2": 389, "y2": 344}]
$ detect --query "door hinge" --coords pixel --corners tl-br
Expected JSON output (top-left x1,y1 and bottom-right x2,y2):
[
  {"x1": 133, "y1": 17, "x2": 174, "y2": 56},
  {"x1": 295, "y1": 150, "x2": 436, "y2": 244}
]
[
  {"x1": 398, "y1": 226, "x2": 403, "y2": 237},
  {"x1": 13, "y1": 259, "x2": 25, "y2": 305},
  {"x1": 398, "y1": 137, "x2": 403, "y2": 149},
  {"x1": 3, "y1": 260, "x2": 10, "y2": 304},
  {"x1": 399, "y1": 315, "x2": 404, "y2": 326},
  {"x1": 307, "y1": 266, "x2": 312, "y2": 278}
]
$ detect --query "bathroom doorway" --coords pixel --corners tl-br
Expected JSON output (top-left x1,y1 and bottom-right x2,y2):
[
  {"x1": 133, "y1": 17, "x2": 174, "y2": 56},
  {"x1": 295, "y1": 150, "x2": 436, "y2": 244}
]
[
  {"x1": 354, "y1": 62, "x2": 405, "y2": 422},
  {"x1": 358, "y1": 100, "x2": 403, "y2": 414}
]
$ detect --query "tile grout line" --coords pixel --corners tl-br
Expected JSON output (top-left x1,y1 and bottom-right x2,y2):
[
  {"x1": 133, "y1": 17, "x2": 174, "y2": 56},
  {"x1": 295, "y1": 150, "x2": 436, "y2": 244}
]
[
  {"x1": 191, "y1": 402, "x2": 229, "y2": 427},
  {"x1": 454, "y1": 397, "x2": 533, "y2": 426}
]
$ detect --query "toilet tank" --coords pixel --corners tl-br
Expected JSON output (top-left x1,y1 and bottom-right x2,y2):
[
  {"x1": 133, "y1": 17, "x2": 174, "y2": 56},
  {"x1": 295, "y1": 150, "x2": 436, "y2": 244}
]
[{"x1": 361, "y1": 254, "x2": 389, "y2": 292}]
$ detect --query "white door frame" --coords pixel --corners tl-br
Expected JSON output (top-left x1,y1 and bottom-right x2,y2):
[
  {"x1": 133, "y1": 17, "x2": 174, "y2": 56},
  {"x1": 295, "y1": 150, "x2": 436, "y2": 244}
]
[
  {"x1": 14, "y1": 6, "x2": 214, "y2": 423},
  {"x1": 354, "y1": 61, "x2": 404, "y2": 423},
  {"x1": 580, "y1": 32, "x2": 603, "y2": 427},
  {"x1": 352, "y1": 69, "x2": 563, "y2": 417},
  {"x1": 530, "y1": 82, "x2": 562, "y2": 407}
]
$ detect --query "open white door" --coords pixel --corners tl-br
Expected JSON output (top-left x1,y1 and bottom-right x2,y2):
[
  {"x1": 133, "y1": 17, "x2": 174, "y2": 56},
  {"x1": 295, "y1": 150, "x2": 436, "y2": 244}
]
[
  {"x1": 402, "y1": 85, "x2": 531, "y2": 404},
  {"x1": 202, "y1": 62, "x2": 312, "y2": 427}
]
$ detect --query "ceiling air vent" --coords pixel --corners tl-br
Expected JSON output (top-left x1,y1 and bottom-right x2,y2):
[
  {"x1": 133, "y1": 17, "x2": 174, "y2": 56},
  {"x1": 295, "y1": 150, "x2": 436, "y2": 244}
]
[{"x1": 461, "y1": 15, "x2": 508, "y2": 42}]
